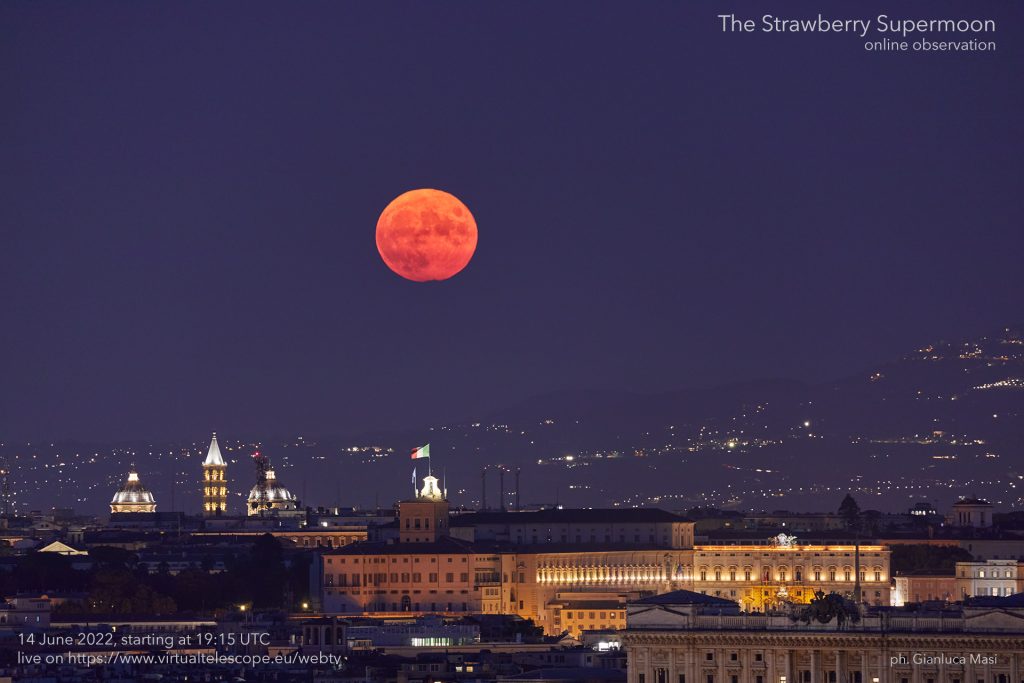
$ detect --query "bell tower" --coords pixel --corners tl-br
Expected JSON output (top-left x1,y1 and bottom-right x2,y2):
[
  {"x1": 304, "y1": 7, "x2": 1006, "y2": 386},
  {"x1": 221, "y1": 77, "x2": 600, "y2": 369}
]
[
  {"x1": 398, "y1": 474, "x2": 450, "y2": 543},
  {"x1": 202, "y1": 432, "x2": 228, "y2": 515}
]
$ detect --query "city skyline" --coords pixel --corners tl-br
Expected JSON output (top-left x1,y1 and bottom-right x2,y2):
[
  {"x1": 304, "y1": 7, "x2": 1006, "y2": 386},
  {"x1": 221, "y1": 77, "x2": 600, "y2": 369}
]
[
  {"x1": 2, "y1": 320, "x2": 1021, "y2": 515},
  {"x1": 2, "y1": 1, "x2": 1022, "y2": 681}
]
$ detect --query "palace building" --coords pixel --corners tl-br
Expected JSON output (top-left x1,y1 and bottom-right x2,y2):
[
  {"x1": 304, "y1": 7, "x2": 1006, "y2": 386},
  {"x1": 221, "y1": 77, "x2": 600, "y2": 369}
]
[
  {"x1": 623, "y1": 591, "x2": 1024, "y2": 683},
  {"x1": 110, "y1": 469, "x2": 157, "y2": 514},
  {"x1": 201, "y1": 432, "x2": 228, "y2": 515},
  {"x1": 320, "y1": 475, "x2": 890, "y2": 635}
]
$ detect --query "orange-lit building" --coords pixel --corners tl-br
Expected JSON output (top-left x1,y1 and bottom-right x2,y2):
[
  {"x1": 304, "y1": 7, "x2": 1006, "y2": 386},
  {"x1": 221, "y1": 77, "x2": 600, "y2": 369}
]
[
  {"x1": 320, "y1": 476, "x2": 891, "y2": 634},
  {"x1": 892, "y1": 573, "x2": 957, "y2": 605}
]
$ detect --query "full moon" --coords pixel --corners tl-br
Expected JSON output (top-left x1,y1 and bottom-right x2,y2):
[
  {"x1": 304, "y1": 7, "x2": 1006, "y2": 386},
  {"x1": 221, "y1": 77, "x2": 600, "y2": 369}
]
[{"x1": 375, "y1": 189, "x2": 478, "y2": 282}]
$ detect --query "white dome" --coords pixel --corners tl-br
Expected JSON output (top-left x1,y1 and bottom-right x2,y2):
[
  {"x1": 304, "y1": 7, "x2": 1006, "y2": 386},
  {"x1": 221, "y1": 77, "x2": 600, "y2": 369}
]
[
  {"x1": 247, "y1": 484, "x2": 297, "y2": 504},
  {"x1": 247, "y1": 468, "x2": 297, "y2": 513},
  {"x1": 110, "y1": 470, "x2": 157, "y2": 512}
]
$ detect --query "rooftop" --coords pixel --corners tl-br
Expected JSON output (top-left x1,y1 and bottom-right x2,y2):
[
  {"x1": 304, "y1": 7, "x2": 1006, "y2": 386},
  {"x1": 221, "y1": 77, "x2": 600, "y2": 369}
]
[
  {"x1": 632, "y1": 590, "x2": 738, "y2": 607},
  {"x1": 450, "y1": 508, "x2": 688, "y2": 527},
  {"x1": 325, "y1": 537, "x2": 480, "y2": 556}
]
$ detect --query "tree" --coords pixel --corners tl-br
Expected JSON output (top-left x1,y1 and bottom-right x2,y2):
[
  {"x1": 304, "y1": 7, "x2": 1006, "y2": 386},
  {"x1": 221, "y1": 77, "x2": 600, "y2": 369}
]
[
  {"x1": 86, "y1": 569, "x2": 176, "y2": 615},
  {"x1": 890, "y1": 544, "x2": 972, "y2": 574},
  {"x1": 13, "y1": 552, "x2": 87, "y2": 592},
  {"x1": 226, "y1": 534, "x2": 289, "y2": 609},
  {"x1": 89, "y1": 546, "x2": 138, "y2": 571},
  {"x1": 838, "y1": 494, "x2": 861, "y2": 530}
]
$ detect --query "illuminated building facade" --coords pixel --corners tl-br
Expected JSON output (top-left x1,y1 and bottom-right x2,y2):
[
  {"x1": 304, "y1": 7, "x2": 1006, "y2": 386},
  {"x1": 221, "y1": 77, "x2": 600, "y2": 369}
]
[
  {"x1": 892, "y1": 574, "x2": 957, "y2": 605},
  {"x1": 624, "y1": 591, "x2": 1024, "y2": 683},
  {"x1": 110, "y1": 469, "x2": 157, "y2": 514},
  {"x1": 955, "y1": 559, "x2": 1024, "y2": 599},
  {"x1": 320, "y1": 478, "x2": 891, "y2": 634},
  {"x1": 201, "y1": 433, "x2": 228, "y2": 515},
  {"x1": 692, "y1": 537, "x2": 890, "y2": 611}
]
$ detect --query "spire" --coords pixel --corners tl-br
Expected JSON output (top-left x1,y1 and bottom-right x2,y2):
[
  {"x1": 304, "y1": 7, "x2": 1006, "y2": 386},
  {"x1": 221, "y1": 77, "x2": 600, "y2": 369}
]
[{"x1": 203, "y1": 432, "x2": 226, "y2": 467}]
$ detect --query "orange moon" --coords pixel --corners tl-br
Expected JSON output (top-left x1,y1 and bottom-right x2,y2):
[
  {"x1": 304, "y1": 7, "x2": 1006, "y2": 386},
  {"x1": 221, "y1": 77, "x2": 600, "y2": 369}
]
[{"x1": 375, "y1": 189, "x2": 478, "y2": 282}]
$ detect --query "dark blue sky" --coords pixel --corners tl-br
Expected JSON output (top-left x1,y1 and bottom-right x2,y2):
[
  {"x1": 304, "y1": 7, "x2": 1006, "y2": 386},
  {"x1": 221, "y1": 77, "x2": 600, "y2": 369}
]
[{"x1": 2, "y1": 1, "x2": 1021, "y2": 441}]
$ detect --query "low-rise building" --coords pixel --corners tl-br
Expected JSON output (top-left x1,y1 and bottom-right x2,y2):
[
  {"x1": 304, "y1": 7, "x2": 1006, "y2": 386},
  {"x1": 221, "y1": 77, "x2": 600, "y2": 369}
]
[
  {"x1": 955, "y1": 559, "x2": 1024, "y2": 598},
  {"x1": 892, "y1": 573, "x2": 957, "y2": 605}
]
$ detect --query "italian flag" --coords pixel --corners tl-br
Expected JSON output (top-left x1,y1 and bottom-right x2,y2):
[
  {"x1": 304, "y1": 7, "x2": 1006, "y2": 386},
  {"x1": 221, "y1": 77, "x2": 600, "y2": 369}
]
[{"x1": 410, "y1": 444, "x2": 430, "y2": 460}]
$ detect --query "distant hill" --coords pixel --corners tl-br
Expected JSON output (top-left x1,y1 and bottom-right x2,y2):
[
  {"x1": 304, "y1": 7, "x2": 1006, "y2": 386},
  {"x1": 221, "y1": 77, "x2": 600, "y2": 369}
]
[{"x1": 4, "y1": 325, "x2": 1022, "y2": 515}]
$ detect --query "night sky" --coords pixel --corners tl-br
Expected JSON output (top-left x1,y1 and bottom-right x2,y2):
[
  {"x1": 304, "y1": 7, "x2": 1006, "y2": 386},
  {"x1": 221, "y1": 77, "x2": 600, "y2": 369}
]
[{"x1": 2, "y1": 1, "x2": 1021, "y2": 441}]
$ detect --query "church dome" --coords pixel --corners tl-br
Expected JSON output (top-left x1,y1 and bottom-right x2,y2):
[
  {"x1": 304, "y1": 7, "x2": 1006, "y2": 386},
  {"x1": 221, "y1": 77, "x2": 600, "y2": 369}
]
[
  {"x1": 247, "y1": 468, "x2": 297, "y2": 514},
  {"x1": 110, "y1": 470, "x2": 157, "y2": 513}
]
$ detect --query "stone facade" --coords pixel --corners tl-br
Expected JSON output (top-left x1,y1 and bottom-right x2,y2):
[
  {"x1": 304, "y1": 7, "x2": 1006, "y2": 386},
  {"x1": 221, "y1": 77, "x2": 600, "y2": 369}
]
[{"x1": 623, "y1": 592, "x2": 1024, "y2": 683}]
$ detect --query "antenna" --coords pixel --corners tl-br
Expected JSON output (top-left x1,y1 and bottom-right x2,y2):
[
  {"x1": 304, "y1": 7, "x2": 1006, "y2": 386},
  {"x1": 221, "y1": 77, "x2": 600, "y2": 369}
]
[
  {"x1": 499, "y1": 468, "x2": 505, "y2": 512},
  {"x1": 481, "y1": 468, "x2": 487, "y2": 511},
  {"x1": 252, "y1": 450, "x2": 269, "y2": 514},
  {"x1": 515, "y1": 467, "x2": 521, "y2": 512}
]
